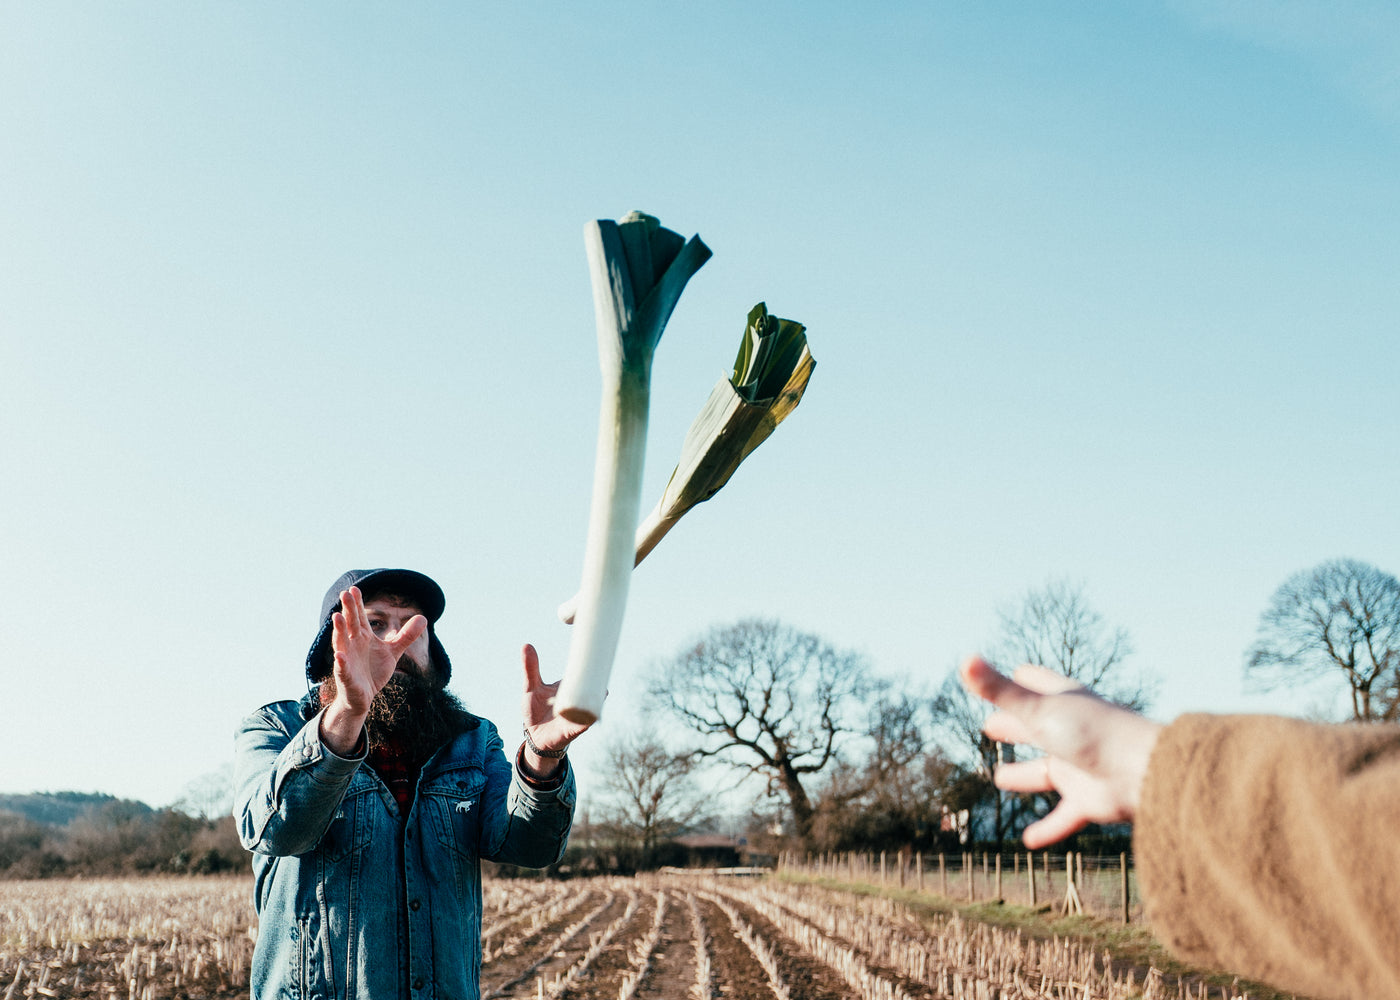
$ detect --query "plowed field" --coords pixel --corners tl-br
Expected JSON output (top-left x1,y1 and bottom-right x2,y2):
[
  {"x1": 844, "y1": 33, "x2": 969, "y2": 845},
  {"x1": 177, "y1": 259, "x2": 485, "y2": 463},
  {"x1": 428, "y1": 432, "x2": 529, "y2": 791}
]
[{"x1": 0, "y1": 874, "x2": 1251, "y2": 999}]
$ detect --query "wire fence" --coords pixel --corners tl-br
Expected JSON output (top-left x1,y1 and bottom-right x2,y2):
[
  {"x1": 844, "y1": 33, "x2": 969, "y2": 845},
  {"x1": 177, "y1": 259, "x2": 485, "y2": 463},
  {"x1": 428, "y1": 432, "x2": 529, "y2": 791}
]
[{"x1": 777, "y1": 849, "x2": 1143, "y2": 924}]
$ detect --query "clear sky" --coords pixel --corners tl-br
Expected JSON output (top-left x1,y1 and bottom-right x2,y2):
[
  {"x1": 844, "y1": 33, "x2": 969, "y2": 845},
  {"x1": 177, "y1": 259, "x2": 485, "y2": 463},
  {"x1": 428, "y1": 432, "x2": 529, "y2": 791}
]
[{"x1": 2, "y1": 2, "x2": 1397, "y2": 809}]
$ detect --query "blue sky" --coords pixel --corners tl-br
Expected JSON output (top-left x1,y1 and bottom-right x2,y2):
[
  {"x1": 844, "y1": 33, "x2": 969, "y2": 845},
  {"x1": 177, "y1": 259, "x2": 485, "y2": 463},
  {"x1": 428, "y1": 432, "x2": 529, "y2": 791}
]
[{"x1": 2, "y1": 2, "x2": 1397, "y2": 808}]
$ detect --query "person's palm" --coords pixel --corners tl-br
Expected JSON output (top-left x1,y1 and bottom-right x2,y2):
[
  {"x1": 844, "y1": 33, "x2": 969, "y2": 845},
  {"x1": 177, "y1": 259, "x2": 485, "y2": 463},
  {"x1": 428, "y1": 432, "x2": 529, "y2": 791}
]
[
  {"x1": 519, "y1": 644, "x2": 591, "y2": 752},
  {"x1": 961, "y1": 657, "x2": 1161, "y2": 849},
  {"x1": 330, "y1": 587, "x2": 426, "y2": 714}
]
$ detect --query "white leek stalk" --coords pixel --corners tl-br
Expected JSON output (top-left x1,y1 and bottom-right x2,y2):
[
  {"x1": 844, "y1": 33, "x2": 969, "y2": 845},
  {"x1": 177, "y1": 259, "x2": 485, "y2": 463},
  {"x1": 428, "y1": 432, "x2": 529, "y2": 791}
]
[
  {"x1": 558, "y1": 303, "x2": 814, "y2": 624},
  {"x1": 554, "y1": 211, "x2": 711, "y2": 723}
]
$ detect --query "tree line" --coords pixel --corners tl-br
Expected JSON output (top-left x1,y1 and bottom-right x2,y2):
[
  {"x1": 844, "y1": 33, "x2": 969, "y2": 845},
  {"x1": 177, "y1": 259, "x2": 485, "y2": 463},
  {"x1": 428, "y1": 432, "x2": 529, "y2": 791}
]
[
  {"x1": 0, "y1": 792, "x2": 245, "y2": 878},
  {"x1": 586, "y1": 558, "x2": 1400, "y2": 869}
]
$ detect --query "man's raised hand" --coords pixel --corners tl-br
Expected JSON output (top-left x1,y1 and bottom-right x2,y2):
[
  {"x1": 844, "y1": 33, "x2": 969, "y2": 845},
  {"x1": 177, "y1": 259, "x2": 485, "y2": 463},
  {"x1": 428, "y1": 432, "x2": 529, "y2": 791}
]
[
  {"x1": 331, "y1": 586, "x2": 428, "y2": 712},
  {"x1": 324, "y1": 586, "x2": 427, "y2": 736},
  {"x1": 519, "y1": 644, "x2": 592, "y2": 778}
]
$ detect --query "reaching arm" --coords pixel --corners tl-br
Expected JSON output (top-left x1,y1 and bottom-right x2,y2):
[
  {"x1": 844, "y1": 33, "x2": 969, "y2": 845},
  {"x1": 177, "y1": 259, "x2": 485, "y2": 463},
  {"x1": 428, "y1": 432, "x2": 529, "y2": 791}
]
[
  {"x1": 964, "y1": 654, "x2": 1400, "y2": 998},
  {"x1": 233, "y1": 702, "x2": 367, "y2": 857},
  {"x1": 472, "y1": 717, "x2": 579, "y2": 868},
  {"x1": 1135, "y1": 712, "x2": 1400, "y2": 999}
]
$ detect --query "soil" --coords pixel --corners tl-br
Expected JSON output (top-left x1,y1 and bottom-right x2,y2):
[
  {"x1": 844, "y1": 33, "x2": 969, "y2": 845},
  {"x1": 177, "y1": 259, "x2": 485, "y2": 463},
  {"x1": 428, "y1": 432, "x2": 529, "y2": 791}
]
[
  {"x1": 702, "y1": 893, "x2": 850, "y2": 1000},
  {"x1": 630, "y1": 890, "x2": 697, "y2": 1000},
  {"x1": 483, "y1": 878, "x2": 880, "y2": 1000}
]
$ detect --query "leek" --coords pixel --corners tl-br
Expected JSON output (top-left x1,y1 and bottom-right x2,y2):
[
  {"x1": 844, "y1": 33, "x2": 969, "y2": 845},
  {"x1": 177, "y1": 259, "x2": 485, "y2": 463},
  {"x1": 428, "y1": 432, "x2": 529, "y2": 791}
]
[
  {"x1": 558, "y1": 303, "x2": 814, "y2": 624},
  {"x1": 553, "y1": 211, "x2": 711, "y2": 724}
]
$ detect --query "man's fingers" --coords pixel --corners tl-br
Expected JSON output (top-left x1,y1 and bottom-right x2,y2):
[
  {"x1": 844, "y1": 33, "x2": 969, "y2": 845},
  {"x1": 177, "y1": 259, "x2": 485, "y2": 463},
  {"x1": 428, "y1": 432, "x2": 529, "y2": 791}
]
[
  {"x1": 521, "y1": 643, "x2": 544, "y2": 692},
  {"x1": 331, "y1": 611, "x2": 349, "y2": 651},
  {"x1": 994, "y1": 757, "x2": 1055, "y2": 794},
  {"x1": 1012, "y1": 663, "x2": 1082, "y2": 695},
  {"x1": 388, "y1": 614, "x2": 428, "y2": 653},
  {"x1": 340, "y1": 587, "x2": 365, "y2": 637}
]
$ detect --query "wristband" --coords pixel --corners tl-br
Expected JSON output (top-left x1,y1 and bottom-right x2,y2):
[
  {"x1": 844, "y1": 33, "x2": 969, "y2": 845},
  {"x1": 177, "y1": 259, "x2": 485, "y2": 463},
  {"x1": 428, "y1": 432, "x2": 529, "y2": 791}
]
[{"x1": 523, "y1": 728, "x2": 567, "y2": 758}]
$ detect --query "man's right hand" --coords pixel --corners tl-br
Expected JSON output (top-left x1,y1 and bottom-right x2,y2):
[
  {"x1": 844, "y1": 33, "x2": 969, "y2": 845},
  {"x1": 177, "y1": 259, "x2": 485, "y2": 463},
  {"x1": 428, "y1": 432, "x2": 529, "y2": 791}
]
[{"x1": 319, "y1": 586, "x2": 427, "y2": 755}]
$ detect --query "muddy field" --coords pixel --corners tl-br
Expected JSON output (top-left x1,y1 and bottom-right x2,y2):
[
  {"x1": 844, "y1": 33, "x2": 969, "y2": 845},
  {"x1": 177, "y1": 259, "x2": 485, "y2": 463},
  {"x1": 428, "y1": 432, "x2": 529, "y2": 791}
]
[{"x1": 0, "y1": 874, "x2": 1240, "y2": 1000}]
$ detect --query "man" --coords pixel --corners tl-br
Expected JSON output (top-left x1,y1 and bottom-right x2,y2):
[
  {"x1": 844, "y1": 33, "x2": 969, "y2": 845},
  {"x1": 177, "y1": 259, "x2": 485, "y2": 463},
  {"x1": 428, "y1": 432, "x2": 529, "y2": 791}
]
[{"x1": 234, "y1": 568, "x2": 589, "y2": 1000}]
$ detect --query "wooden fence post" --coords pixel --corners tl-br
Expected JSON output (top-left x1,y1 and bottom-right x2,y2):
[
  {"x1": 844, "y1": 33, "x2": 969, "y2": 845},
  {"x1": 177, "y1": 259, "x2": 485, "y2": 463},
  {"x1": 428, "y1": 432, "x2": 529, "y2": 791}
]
[
  {"x1": 1120, "y1": 852, "x2": 1129, "y2": 924},
  {"x1": 939, "y1": 853, "x2": 947, "y2": 897},
  {"x1": 917, "y1": 852, "x2": 924, "y2": 891},
  {"x1": 1028, "y1": 851, "x2": 1036, "y2": 907},
  {"x1": 880, "y1": 851, "x2": 887, "y2": 886},
  {"x1": 1061, "y1": 852, "x2": 1083, "y2": 915},
  {"x1": 995, "y1": 853, "x2": 1003, "y2": 902}
]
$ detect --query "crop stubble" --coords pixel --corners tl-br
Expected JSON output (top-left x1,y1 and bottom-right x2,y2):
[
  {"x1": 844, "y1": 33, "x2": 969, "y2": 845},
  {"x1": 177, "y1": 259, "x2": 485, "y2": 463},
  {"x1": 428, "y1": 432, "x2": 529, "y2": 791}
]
[{"x1": 1, "y1": 875, "x2": 1254, "y2": 1000}]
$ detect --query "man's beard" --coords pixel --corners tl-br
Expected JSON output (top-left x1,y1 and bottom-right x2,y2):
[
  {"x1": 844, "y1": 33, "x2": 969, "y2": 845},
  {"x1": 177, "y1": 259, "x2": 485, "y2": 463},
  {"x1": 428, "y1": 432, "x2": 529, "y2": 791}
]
[{"x1": 321, "y1": 658, "x2": 470, "y2": 763}]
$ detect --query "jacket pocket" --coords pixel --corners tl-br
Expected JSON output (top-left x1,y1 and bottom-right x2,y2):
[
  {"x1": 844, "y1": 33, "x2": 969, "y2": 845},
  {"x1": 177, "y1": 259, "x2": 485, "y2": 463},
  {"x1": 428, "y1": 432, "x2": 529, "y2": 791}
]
[
  {"x1": 426, "y1": 769, "x2": 487, "y2": 860},
  {"x1": 316, "y1": 784, "x2": 376, "y2": 863}
]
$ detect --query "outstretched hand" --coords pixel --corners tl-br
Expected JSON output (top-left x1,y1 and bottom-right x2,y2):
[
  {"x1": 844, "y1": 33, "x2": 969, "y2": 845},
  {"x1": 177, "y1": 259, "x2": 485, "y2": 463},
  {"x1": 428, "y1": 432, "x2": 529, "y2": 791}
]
[
  {"x1": 959, "y1": 656, "x2": 1163, "y2": 849},
  {"x1": 330, "y1": 586, "x2": 428, "y2": 715},
  {"x1": 520, "y1": 644, "x2": 592, "y2": 776}
]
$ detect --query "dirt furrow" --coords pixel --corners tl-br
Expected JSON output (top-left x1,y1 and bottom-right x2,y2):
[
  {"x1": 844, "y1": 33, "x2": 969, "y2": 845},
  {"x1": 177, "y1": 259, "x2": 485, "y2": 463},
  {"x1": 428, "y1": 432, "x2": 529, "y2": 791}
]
[
  {"x1": 705, "y1": 890, "x2": 852, "y2": 1000},
  {"x1": 554, "y1": 890, "x2": 656, "y2": 1000},
  {"x1": 723, "y1": 882, "x2": 938, "y2": 1000},
  {"x1": 624, "y1": 889, "x2": 699, "y2": 1000},
  {"x1": 483, "y1": 888, "x2": 625, "y2": 998},
  {"x1": 691, "y1": 894, "x2": 787, "y2": 1000},
  {"x1": 482, "y1": 883, "x2": 579, "y2": 960}
]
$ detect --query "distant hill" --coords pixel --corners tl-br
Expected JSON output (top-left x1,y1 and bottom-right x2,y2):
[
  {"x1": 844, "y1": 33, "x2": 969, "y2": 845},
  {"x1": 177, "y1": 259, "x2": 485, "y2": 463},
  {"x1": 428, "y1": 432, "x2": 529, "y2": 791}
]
[
  {"x1": 0, "y1": 792, "x2": 152, "y2": 827},
  {"x1": 0, "y1": 791, "x2": 244, "y2": 877}
]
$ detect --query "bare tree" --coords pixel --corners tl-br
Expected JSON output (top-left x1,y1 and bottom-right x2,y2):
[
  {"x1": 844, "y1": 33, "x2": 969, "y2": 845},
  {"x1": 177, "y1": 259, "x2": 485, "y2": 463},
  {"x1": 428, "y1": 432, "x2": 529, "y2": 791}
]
[
  {"x1": 596, "y1": 728, "x2": 703, "y2": 869},
  {"x1": 812, "y1": 683, "x2": 960, "y2": 854},
  {"x1": 810, "y1": 682, "x2": 922, "y2": 815},
  {"x1": 1246, "y1": 559, "x2": 1400, "y2": 721},
  {"x1": 647, "y1": 619, "x2": 872, "y2": 849},
  {"x1": 993, "y1": 578, "x2": 1151, "y2": 711},
  {"x1": 930, "y1": 672, "x2": 1022, "y2": 845},
  {"x1": 863, "y1": 684, "x2": 926, "y2": 792}
]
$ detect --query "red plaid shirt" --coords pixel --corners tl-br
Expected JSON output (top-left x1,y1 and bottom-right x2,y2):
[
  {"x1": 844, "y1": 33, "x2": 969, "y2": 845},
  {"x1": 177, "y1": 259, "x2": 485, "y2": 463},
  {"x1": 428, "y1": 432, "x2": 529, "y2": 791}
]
[{"x1": 367, "y1": 737, "x2": 421, "y2": 812}]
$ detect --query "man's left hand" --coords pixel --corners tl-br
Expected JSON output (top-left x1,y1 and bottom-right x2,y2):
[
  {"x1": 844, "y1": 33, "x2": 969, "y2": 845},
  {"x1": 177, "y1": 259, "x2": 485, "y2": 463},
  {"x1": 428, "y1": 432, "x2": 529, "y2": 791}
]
[{"x1": 520, "y1": 644, "x2": 591, "y2": 779}]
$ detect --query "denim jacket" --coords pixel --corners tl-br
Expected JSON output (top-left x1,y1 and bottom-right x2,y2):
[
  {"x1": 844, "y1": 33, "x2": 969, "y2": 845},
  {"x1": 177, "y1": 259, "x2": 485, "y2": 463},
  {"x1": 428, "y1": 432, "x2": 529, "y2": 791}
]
[{"x1": 234, "y1": 693, "x2": 575, "y2": 1000}]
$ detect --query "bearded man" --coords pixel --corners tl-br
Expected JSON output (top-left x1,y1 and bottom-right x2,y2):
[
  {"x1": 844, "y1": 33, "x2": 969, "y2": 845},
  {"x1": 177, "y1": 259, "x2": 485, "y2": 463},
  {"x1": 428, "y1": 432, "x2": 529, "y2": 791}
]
[{"x1": 234, "y1": 568, "x2": 588, "y2": 1000}]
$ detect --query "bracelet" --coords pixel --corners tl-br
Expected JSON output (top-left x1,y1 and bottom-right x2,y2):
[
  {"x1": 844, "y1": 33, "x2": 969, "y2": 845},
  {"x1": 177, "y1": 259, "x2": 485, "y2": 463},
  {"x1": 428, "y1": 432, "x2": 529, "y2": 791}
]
[{"x1": 523, "y1": 728, "x2": 567, "y2": 759}]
